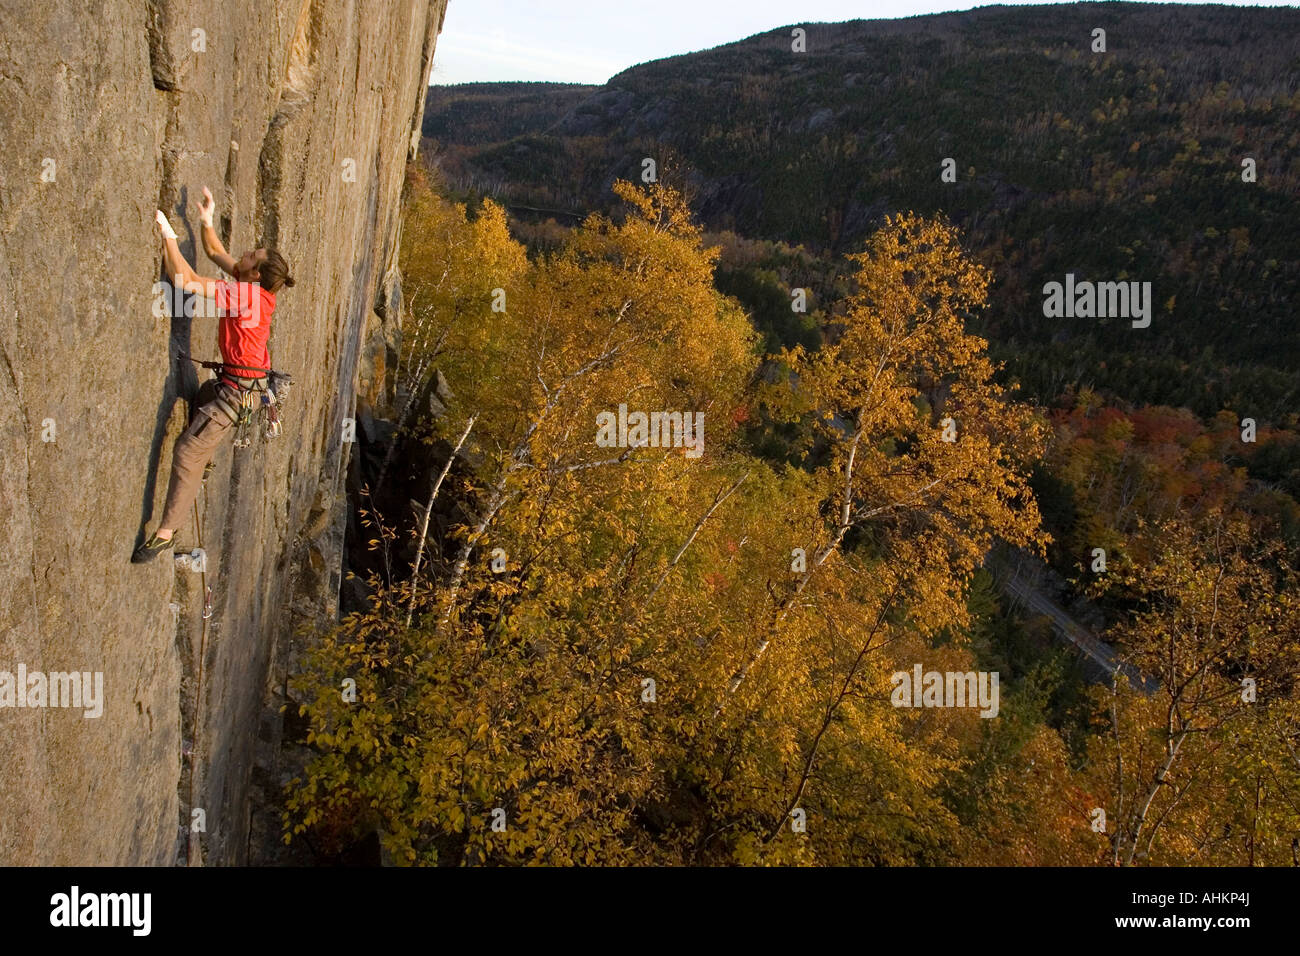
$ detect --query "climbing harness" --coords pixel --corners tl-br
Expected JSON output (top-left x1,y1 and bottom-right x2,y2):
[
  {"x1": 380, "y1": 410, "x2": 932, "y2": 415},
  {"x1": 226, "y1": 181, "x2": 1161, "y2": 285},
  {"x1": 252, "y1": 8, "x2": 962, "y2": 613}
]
[{"x1": 179, "y1": 353, "x2": 292, "y2": 448}]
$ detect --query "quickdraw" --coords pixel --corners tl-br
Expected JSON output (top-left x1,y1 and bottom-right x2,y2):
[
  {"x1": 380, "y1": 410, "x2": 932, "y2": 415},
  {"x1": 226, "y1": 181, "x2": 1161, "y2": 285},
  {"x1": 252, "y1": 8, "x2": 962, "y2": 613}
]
[{"x1": 179, "y1": 353, "x2": 292, "y2": 447}]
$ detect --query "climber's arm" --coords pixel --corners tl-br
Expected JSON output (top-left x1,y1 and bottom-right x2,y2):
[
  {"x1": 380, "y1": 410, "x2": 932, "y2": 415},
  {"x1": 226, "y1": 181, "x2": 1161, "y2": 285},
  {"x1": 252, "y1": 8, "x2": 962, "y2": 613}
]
[
  {"x1": 156, "y1": 210, "x2": 220, "y2": 300},
  {"x1": 195, "y1": 187, "x2": 237, "y2": 275},
  {"x1": 200, "y1": 223, "x2": 238, "y2": 275}
]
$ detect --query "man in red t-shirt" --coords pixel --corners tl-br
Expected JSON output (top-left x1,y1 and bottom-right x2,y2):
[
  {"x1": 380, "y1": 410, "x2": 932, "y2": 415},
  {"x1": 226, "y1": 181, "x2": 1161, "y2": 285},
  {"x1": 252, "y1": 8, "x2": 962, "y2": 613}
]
[{"x1": 133, "y1": 188, "x2": 296, "y2": 563}]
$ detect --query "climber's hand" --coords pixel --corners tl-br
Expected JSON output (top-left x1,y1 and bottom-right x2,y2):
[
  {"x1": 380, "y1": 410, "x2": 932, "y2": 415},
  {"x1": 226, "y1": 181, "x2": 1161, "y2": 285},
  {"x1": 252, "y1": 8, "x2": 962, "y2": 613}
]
[
  {"x1": 197, "y1": 187, "x2": 216, "y2": 228},
  {"x1": 194, "y1": 187, "x2": 236, "y2": 274},
  {"x1": 155, "y1": 209, "x2": 178, "y2": 241}
]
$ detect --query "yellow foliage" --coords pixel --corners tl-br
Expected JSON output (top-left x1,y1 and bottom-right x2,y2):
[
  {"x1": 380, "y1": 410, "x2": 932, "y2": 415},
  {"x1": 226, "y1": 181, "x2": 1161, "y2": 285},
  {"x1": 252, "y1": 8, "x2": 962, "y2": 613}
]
[{"x1": 282, "y1": 175, "x2": 1122, "y2": 866}]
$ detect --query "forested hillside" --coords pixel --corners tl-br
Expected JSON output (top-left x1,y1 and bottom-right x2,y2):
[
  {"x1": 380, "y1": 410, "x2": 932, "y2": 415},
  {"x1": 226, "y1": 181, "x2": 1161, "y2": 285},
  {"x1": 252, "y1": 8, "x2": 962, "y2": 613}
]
[
  {"x1": 284, "y1": 169, "x2": 1300, "y2": 866},
  {"x1": 424, "y1": 2, "x2": 1300, "y2": 419}
]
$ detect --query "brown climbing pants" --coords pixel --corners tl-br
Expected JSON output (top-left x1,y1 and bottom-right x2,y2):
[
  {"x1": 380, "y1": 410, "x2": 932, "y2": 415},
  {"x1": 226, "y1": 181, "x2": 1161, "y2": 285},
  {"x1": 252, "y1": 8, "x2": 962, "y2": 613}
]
[{"x1": 157, "y1": 379, "x2": 238, "y2": 532}]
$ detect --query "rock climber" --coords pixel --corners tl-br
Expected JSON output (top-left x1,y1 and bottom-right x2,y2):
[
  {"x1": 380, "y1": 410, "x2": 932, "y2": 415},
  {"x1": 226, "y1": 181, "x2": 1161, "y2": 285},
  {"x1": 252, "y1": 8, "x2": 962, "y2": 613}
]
[{"x1": 132, "y1": 189, "x2": 295, "y2": 563}]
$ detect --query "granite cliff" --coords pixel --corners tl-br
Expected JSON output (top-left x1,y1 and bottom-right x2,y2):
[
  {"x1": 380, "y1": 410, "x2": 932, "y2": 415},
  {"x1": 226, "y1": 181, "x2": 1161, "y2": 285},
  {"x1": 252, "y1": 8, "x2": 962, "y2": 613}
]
[{"x1": 0, "y1": 0, "x2": 447, "y2": 864}]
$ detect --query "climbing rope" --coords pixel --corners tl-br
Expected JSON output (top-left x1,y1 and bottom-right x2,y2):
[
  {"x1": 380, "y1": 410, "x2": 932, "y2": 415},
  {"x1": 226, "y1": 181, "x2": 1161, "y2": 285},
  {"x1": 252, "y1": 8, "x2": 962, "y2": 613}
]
[
  {"x1": 184, "y1": 384, "x2": 214, "y2": 867},
  {"x1": 176, "y1": 353, "x2": 291, "y2": 864}
]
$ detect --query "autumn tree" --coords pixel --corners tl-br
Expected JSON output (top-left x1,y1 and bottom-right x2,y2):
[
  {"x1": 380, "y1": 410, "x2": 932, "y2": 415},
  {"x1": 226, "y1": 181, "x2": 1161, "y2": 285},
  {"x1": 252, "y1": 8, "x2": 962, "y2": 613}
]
[
  {"x1": 287, "y1": 177, "x2": 762, "y2": 863},
  {"x1": 286, "y1": 188, "x2": 1058, "y2": 867},
  {"x1": 1089, "y1": 515, "x2": 1300, "y2": 865},
  {"x1": 654, "y1": 214, "x2": 1051, "y2": 863}
]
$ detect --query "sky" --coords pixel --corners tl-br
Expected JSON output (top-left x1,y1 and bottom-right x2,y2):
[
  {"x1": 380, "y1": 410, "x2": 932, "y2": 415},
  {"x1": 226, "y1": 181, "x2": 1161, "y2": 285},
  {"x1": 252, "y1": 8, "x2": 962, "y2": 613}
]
[{"x1": 428, "y1": 0, "x2": 1299, "y2": 87}]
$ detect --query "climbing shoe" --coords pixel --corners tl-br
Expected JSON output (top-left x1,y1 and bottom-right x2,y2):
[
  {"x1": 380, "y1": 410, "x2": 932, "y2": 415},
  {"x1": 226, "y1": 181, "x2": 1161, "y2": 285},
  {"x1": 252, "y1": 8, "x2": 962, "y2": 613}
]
[{"x1": 131, "y1": 533, "x2": 176, "y2": 564}]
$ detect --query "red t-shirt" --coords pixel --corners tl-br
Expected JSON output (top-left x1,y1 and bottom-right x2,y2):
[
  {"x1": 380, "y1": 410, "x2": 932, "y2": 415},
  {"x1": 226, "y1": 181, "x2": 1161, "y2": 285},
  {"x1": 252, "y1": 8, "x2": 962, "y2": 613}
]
[{"x1": 214, "y1": 280, "x2": 275, "y2": 380}]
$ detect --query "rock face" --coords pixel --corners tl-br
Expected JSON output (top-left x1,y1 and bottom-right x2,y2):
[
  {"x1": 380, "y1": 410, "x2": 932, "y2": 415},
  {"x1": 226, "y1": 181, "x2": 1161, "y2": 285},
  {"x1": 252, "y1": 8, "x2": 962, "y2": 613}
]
[{"x1": 0, "y1": 0, "x2": 447, "y2": 865}]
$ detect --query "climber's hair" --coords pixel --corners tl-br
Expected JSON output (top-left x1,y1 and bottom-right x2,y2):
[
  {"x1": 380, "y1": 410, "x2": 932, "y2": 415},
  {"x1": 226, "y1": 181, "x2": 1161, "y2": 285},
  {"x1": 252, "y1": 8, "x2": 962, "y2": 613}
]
[{"x1": 259, "y1": 249, "x2": 296, "y2": 293}]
